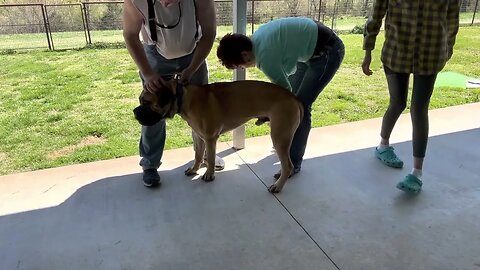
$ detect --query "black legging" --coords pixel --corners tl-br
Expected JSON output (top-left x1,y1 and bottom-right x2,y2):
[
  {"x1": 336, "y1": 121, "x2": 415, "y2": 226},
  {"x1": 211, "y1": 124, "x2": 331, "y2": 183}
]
[{"x1": 381, "y1": 66, "x2": 437, "y2": 158}]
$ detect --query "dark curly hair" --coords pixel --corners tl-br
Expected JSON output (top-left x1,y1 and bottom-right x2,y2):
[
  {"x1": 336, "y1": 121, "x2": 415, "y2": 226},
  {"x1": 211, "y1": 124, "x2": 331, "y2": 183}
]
[{"x1": 216, "y1": 33, "x2": 253, "y2": 69}]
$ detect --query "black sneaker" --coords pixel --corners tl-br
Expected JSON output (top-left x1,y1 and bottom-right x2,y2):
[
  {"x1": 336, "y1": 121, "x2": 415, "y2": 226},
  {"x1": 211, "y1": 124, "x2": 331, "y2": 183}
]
[{"x1": 143, "y1": 169, "x2": 161, "y2": 187}]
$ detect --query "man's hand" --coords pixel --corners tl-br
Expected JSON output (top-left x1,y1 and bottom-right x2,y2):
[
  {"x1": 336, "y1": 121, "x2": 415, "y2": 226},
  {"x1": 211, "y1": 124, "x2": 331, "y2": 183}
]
[
  {"x1": 182, "y1": 0, "x2": 215, "y2": 85},
  {"x1": 144, "y1": 74, "x2": 166, "y2": 93},
  {"x1": 362, "y1": 50, "x2": 373, "y2": 76},
  {"x1": 179, "y1": 66, "x2": 195, "y2": 85}
]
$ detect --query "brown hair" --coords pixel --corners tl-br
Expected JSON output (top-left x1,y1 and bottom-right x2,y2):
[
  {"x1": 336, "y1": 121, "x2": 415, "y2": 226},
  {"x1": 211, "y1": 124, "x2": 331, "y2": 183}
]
[{"x1": 216, "y1": 33, "x2": 253, "y2": 69}]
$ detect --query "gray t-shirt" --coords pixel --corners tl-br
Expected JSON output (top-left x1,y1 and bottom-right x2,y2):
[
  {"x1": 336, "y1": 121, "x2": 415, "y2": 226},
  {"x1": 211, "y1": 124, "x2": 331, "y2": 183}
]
[{"x1": 132, "y1": 0, "x2": 201, "y2": 59}]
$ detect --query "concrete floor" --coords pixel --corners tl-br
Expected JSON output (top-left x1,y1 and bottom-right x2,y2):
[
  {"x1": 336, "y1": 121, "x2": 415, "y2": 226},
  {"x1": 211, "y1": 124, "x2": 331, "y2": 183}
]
[{"x1": 1, "y1": 103, "x2": 479, "y2": 270}]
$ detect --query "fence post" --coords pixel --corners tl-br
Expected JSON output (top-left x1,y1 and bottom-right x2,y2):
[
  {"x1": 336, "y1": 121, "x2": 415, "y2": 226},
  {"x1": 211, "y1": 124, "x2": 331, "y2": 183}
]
[
  {"x1": 41, "y1": 4, "x2": 52, "y2": 50},
  {"x1": 82, "y1": 2, "x2": 92, "y2": 44},
  {"x1": 473, "y1": 0, "x2": 479, "y2": 26},
  {"x1": 79, "y1": 3, "x2": 89, "y2": 45},
  {"x1": 331, "y1": 0, "x2": 339, "y2": 30},
  {"x1": 318, "y1": 0, "x2": 322, "y2": 22},
  {"x1": 232, "y1": 0, "x2": 247, "y2": 150},
  {"x1": 251, "y1": 0, "x2": 255, "y2": 35}
]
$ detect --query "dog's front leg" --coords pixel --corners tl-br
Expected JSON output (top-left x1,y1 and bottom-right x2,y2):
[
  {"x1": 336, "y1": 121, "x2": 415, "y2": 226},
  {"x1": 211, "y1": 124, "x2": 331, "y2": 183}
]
[
  {"x1": 185, "y1": 131, "x2": 205, "y2": 176},
  {"x1": 202, "y1": 137, "x2": 218, "y2": 182}
]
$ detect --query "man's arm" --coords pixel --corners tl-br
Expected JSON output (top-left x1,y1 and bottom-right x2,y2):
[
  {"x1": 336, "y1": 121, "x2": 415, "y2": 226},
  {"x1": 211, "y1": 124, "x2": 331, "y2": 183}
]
[
  {"x1": 123, "y1": 0, "x2": 164, "y2": 92},
  {"x1": 268, "y1": 70, "x2": 292, "y2": 92},
  {"x1": 260, "y1": 62, "x2": 292, "y2": 92},
  {"x1": 123, "y1": 0, "x2": 154, "y2": 80},
  {"x1": 181, "y1": 0, "x2": 217, "y2": 82}
]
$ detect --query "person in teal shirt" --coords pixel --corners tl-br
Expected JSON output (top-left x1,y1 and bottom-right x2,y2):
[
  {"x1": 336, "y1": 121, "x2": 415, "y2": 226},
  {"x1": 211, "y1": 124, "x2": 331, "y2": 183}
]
[{"x1": 217, "y1": 17, "x2": 344, "y2": 177}]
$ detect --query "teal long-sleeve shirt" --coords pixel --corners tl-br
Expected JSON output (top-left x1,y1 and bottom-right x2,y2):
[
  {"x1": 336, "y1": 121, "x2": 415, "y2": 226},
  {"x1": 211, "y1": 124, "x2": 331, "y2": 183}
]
[{"x1": 252, "y1": 17, "x2": 318, "y2": 91}]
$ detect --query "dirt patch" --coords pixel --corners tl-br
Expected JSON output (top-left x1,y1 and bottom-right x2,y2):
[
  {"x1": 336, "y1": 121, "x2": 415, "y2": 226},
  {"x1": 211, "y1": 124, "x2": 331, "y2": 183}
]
[{"x1": 47, "y1": 135, "x2": 106, "y2": 160}]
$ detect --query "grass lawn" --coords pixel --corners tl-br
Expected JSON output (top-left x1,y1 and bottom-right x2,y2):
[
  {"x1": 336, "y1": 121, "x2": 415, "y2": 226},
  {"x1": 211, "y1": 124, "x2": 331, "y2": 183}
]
[{"x1": 0, "y1": 26, "x2": 479, "y2": 175}]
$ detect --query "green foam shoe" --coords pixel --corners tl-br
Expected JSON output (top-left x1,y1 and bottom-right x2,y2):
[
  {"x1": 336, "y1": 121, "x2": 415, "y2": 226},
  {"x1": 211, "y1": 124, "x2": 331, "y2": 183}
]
[
  {"x1": 375, "y1": 146, "x2": 404, "y2": 168},
  {"x1": 396, "y1": 174, "x2": 423, "y2": 193}
]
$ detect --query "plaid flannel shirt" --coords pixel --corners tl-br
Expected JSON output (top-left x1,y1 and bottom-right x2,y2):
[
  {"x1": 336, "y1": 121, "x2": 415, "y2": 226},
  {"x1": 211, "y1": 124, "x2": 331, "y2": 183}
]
[{"x1": 363, "y1": 0, "x2": 460, "y2": 75}]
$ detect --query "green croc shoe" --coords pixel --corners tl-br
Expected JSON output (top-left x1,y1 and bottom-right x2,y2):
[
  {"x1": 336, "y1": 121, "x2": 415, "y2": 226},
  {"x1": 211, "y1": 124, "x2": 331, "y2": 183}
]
[
  {"x1": 396, "y1": 174, "x2": 423, "y2": 193},
  {"x1": 375, "y1": 146, "x2": 404, "y2": 168}
]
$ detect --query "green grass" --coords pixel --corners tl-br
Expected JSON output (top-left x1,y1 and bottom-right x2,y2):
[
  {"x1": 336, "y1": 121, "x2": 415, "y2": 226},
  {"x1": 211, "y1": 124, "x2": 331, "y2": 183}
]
[
  {"x1": 0, "y1": 30, "x2": 126, "y2": 51},
  {"x1": 0, "y1": 26, "x2": 479, "y2": 175}
]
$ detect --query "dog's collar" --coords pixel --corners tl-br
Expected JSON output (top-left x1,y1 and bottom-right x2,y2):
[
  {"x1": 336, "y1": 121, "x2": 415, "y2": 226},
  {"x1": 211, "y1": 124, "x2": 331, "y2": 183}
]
[{"x1": 175, "y1": 82, "x2": 184, "y2": 113}]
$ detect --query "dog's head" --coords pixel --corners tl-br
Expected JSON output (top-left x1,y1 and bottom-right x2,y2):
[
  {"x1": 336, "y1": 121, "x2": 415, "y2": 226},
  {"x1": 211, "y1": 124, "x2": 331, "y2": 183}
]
[{"x1": 133, "y1": 80, "x2": 179, "y2": 126}]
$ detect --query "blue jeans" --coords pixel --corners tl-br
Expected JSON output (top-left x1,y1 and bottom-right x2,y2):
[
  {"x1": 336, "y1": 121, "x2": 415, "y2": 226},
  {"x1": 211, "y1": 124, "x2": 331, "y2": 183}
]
[
  {"x1": 288, "y1": 34, "x2": 345, "y2": 169},
  {"x1": 139, "y1": 45, "x2": 208, "y2": 170}
]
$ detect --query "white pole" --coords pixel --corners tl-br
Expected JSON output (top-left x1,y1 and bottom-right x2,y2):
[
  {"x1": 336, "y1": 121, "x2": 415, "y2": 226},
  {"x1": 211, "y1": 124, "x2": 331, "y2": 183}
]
[{"x1": 232, "y1": 0, "x2": 247, "y2": 150}]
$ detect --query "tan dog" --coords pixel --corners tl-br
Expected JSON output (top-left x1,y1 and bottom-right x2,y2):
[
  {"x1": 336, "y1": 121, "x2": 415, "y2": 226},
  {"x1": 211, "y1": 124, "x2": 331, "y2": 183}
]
[{"x1": 133, "y1": 80, "x2": 303, "y2": 193}]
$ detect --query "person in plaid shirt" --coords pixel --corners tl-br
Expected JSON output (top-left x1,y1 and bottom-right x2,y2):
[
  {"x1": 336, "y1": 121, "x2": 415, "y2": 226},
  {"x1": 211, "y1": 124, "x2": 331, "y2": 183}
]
[{"x1": 362, "y1": 0, "x2": 460, "y2": 193}]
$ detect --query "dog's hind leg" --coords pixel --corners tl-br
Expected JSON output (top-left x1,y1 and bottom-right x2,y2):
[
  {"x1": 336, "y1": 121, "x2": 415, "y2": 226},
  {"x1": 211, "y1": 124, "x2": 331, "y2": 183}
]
[
  {"x1": 185, "y1": 131, "x2": 205, "y2": 176},
  {"x1": 202, "y1": 136, "x2": 218, "y2": 182},
  {"x1": 268, "y1": 119, "x2": 296, "y2": 193}
]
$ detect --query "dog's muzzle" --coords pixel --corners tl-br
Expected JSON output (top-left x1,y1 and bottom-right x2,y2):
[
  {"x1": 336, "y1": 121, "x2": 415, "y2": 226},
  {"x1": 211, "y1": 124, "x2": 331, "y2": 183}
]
[{"x1": 133, "y1": 105, "x2": 164, "y2": 126}]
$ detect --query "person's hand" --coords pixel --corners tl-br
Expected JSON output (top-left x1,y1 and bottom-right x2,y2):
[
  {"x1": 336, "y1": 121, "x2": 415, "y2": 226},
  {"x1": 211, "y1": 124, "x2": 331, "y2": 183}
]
[
  {"x1": 362, "y1": 52, "x2": 373, "y2": 76},
  {"x1": 179, "y1": 66, "x2": 195, "y2": 85},
  {"x1": 144, "y1": 74, "x2": 166, "y2": 94}
]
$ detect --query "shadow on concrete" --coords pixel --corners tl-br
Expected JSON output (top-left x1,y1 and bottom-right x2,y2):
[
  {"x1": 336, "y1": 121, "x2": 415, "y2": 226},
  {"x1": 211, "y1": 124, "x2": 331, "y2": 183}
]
[
  {"x1": 1, "y1": 129, "x2": 479, "y2": 270},
  {"x1": 238, "y1": 128, "x2": 480, "y2": 270}
]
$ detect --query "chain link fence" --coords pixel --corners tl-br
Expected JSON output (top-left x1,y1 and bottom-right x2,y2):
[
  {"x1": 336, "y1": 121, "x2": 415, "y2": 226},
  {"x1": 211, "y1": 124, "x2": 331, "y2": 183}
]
[
  {"x1": 1, "y1": 0, "x2": 479, "y2": 52},
  {"x1": 45, "y1": 3, "x2": 87, "y2": 50},
  {"x1": 83, "y1": 1, "x2": 124, "y2": 44},
  {"x1": 0, "y1": 4, "x2": 51, "y2": 50}
]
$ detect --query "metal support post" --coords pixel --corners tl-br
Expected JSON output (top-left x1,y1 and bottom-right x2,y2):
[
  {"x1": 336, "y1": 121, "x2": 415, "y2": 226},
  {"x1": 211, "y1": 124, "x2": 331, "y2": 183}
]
[{"x1": 232, "y1": 0, "x2": 247, "y2": 150}]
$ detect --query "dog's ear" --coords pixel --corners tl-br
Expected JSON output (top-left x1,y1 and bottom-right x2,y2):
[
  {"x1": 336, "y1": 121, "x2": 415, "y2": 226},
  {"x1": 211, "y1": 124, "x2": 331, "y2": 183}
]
[{"x1": 133, "y1": 105, "x2": 163, "y2": 126}]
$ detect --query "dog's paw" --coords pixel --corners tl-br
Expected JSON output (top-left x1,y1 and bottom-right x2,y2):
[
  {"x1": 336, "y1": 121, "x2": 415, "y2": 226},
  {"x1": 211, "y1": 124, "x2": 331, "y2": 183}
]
[
  {"x1": 268, "y1": 184, "x2": 283, "y2": 193},
  {"x1": 185, "y1": 167, "x2": 198, "y2": 176},
  {"x1": 201, "y1": 173, "x2": 215, "y2": 182}
]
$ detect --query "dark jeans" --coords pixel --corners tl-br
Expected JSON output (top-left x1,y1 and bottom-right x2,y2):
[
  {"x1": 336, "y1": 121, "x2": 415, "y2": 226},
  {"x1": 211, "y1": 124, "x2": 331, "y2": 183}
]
[
  {"x1": 288, "y1": 34, "x2": 345, "y2": 169},
  {"x1": 381, "y1": 66, "x2": 437, "y2": 158},
  {"x1": 139, "y1": 45, "x2": 208, "y2": 170}
]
